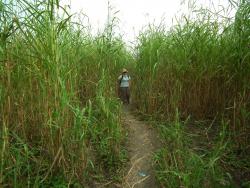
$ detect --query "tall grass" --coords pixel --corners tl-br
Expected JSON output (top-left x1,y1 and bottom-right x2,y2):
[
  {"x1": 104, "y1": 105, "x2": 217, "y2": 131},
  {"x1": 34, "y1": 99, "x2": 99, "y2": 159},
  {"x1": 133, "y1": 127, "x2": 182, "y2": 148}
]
[
  {"x1": 133, "y1": 1, "x2": 250, "y2": 149},
  {"x1": 133, "y1": 1, "x2": 250, "y2": 187},
  {"x1": 0, "y1": 0, "x2": 130, "y2": 186}
]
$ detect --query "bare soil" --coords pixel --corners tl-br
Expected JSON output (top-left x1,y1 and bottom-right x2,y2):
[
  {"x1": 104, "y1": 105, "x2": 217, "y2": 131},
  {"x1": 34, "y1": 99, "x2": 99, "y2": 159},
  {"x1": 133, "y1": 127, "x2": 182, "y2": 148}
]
[
  {"x1": 92, "y1": 105, "x2": 162, "y2": 188},
  {"x1": 121, "y1": 106, "x2": 162, "y2": 188}
]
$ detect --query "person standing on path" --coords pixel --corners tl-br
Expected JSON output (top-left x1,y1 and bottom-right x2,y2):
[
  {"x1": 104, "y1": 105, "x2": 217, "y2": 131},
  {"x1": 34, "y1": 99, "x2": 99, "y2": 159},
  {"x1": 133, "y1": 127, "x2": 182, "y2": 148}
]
[{"x1": 118, "y1": 68, "x2": 131, "y2": 104}]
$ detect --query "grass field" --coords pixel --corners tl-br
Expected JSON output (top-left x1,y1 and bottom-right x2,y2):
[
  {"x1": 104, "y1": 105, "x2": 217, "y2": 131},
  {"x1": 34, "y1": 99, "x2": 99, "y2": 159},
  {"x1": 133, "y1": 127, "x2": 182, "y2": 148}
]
[
  {"x1": 0, "y1": 0, "x2": 249, "y2": 187},
  {"x1": 132, "y1": 1, "x2": 250, "y2": 187}
]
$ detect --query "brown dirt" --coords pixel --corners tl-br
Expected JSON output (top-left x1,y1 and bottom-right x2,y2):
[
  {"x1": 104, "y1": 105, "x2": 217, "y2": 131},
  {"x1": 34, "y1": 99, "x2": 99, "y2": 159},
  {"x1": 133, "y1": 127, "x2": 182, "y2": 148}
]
[
  {"x1": 121, "y1": 106, "x2": 162, "y2": 188},
  {"x1": 92, "y1": 105, "x2": 162, "y2": 188}
]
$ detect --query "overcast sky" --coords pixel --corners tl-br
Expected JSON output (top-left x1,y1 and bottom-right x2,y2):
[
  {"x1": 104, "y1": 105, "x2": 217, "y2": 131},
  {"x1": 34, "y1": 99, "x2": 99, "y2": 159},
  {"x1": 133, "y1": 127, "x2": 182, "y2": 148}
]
[{"x1": 60, "y1": 0, "x2": 236, "y2": 44}]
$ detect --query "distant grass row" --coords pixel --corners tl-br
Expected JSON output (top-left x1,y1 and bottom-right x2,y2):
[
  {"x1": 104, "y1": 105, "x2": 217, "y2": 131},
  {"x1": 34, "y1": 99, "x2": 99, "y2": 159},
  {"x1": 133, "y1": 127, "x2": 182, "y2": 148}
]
[
  {"x1": 133, "y1": 1, "x2": 250, "y2": 187},
  {"x1": 0, "y1": 0, "x2": 131, "y2": 186}
]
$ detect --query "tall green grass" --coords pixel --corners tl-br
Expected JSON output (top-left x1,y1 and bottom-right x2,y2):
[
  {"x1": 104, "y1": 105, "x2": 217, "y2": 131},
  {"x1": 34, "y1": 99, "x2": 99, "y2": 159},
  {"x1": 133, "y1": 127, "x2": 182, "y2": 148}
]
[
  {"x1": 133, "y1": 1, "x2": 250, "y2": 187},
  {"x1": 0, "y1": 0, "x2": 131, "y2": 186},
  {"x1": 1, "y1": 0, "x2": 249, "y2": 186},
  {"x1": 134, "y1": 0, "x2": 250, "y2": 150}
]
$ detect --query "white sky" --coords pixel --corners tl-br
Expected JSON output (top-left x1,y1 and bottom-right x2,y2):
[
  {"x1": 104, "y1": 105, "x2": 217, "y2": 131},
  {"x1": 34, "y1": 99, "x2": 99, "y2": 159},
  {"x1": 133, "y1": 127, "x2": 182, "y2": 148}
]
[{"x1": 60, "y1": 0, "x2": 236, "y2": 44}]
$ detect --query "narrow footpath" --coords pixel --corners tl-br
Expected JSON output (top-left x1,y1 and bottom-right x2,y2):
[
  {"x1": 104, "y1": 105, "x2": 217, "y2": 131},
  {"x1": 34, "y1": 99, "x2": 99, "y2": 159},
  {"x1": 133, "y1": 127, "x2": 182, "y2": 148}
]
[{"x1": 121, "y1": 106, "x2": 162, "y2": 188}]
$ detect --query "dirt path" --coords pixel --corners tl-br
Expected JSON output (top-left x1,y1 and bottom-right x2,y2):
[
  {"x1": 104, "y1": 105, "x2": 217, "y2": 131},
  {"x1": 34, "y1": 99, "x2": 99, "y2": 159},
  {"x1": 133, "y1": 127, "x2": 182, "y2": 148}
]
[{"x1": 121, "y1": 106, "x2": 162, "y2": 188}]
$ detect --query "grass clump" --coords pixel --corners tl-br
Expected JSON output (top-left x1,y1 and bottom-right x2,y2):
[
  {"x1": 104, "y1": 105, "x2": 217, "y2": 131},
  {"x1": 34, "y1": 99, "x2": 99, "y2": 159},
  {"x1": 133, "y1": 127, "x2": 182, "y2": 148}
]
[{"x1": 154, "y1": 112, "x2": 236, "y2": 187}]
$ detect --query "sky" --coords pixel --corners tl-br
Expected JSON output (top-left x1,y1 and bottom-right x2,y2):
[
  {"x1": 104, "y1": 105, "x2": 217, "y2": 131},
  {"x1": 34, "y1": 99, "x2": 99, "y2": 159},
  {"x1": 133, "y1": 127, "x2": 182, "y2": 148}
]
[{"x1": 60, "y1": 0, "x2": 236, "y2": 44}]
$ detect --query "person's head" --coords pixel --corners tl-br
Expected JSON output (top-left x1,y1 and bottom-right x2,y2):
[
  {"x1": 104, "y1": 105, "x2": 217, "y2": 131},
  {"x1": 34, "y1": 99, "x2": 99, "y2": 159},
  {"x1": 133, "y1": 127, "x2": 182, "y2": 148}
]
[{"x1": 122, "y1": 68, "x2": 128, "y2": 74}]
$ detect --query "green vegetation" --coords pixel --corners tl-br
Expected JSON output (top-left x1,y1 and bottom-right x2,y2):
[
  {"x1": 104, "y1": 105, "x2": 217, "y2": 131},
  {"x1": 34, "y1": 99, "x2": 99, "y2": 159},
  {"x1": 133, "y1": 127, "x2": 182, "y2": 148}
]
[
  {"x1": 1, "y1": 0, "x2": 250, "y2": 187},
  {"x1": 133, "y1": 1, "x2": 250, "y2": 187},
  {"x1": 0, "y1": 0, "x2": 131, "y2": 186},
  {"x1": 154, "y1": 113, "x2": 235, "y2": 187}
]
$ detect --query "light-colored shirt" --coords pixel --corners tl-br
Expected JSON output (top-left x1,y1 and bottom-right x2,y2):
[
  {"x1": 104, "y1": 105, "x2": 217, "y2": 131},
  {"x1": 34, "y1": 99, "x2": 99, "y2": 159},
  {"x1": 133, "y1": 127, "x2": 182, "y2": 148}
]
[{"x1": 118, "y1": 74, "x2": 131, "y2": 87}]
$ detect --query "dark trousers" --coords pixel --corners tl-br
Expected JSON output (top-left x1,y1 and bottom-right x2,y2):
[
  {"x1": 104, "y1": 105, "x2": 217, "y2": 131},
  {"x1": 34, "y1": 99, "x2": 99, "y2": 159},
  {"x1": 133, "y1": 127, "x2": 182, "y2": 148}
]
[{"x1": 119, "y1": 87, "x2": 130, "y2": 104}]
